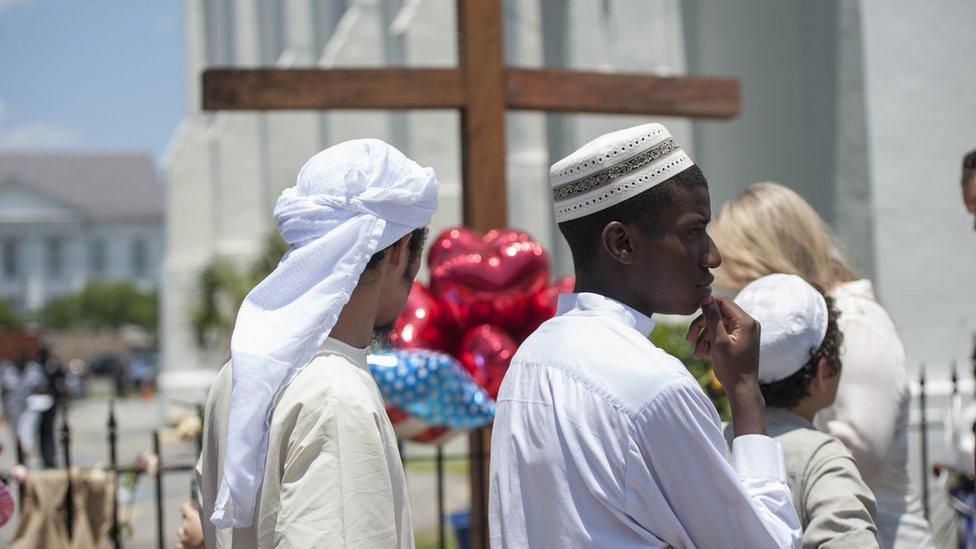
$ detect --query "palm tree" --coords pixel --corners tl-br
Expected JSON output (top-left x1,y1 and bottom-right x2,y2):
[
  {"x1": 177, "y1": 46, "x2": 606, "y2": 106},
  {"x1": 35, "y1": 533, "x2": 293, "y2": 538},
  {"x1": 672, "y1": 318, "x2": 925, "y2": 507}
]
[{"x1": 190, "y1": 232, "x2": 289, "y2": 351}]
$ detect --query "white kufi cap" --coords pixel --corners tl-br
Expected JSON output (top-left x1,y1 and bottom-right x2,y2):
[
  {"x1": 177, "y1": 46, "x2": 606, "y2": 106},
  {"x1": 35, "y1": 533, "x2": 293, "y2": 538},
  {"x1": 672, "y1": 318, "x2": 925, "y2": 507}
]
[
  {"x1": 549, "y1": 123, "x2": 695, "y2": 222},
  {"x1": 733, "y1": 274, "x2": 829, "y2": 384}
]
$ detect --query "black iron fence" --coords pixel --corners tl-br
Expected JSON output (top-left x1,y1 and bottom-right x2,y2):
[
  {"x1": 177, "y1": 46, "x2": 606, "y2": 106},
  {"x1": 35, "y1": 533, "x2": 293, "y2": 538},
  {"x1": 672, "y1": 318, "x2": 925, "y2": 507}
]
[
  {"x1": 4, "y1": 399, "x2": 477, "y2": 549},
  {"x1": 916, "y1": 356, "x2": 976, "y2": 525},
  {"x1": 2, "y1": 358, "x2": 975, "y2": 548},
  {"x1": 4, "y1": 399, "x2": 198, "y2": 549}
]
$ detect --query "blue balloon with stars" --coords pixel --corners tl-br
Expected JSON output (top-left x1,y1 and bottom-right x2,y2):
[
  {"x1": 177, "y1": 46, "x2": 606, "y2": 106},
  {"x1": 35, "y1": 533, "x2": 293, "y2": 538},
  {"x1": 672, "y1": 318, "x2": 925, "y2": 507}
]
[{"x1": 367, "y1": 349, "x2": 495, "y2": 429}]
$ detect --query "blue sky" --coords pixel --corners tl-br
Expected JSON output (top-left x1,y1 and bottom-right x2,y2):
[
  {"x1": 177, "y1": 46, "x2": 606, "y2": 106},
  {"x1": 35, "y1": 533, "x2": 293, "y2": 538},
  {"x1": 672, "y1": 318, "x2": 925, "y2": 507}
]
[{"x1": 0, "y1": 0, "x2": 185, "y2": 161}]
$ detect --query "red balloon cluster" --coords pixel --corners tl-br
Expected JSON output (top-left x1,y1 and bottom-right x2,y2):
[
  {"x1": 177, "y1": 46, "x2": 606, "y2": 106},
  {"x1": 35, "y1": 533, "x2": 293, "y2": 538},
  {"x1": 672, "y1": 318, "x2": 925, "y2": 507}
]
[{"x1": 390, "y1": 227, "x2": 574, "y2": 398}]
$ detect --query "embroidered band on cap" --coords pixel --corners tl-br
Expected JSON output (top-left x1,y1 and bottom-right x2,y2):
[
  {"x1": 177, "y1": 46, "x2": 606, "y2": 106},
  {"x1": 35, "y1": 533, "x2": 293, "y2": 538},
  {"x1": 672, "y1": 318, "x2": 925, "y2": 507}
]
[
  {"x1": 549, "y1": 123, "x2": 695, "y2": 223},
  {"x1": 552, "y1": 139, "x2": 679, "y2": 201}
]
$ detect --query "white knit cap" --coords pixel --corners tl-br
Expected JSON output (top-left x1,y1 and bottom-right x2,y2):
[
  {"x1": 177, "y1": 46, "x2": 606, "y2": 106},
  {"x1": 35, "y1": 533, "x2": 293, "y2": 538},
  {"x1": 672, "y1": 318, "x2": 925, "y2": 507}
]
[
  {"x1": 549, "y1": 123, "x2": 695, "y2": 222},
  {"x1": 211, "y1": 139, "x2": 438, "y2": 529},
  {"x1": 733, "y1": 274, "x2": 829, "y2": 383}
]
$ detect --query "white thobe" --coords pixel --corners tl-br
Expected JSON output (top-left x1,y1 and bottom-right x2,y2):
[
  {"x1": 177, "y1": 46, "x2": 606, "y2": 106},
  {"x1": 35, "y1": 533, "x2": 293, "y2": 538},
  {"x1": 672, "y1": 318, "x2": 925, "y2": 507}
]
[
  {"x1": 815, "y1": 280, "x2": 931, "y2": 548},
  {"x1": 489, "y1": 293, "x2": 802, "y2": 548},
  {"x1": 197, "y1": 338, "x2": 414, "y2": 549},
  {"x1": 0, "y1": 361, "x2": 47, "y2": 454}
]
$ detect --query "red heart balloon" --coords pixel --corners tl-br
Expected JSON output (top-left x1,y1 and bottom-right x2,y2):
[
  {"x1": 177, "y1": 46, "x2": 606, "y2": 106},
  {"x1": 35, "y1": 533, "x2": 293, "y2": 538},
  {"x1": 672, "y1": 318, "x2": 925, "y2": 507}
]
[
  {"x1": 389, "y1": 283, "x2": 457, "y2": 353},
  {"x1": 515, "y1": 276, "x2": 575, "y2": 341},
  {"x1": 427, "y1": 227, "x2": 489, "y2": 270},
  {"x1": 429, "y1": 227, "x2": 550, "y2": 333},
  {"x1": 458, "y1": 325, "x2": 517, "y2": 399}
]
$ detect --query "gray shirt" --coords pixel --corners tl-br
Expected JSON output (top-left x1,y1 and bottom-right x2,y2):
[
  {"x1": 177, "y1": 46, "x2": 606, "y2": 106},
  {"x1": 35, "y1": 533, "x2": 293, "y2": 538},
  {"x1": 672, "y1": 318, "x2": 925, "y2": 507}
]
[{"x1": 725, "y1": 408, "x2": 879, "y2": 549}]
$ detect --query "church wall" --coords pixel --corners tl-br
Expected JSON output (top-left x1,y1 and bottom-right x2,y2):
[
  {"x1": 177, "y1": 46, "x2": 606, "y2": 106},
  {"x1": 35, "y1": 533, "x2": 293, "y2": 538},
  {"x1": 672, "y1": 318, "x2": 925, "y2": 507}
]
[
  {"x1": 678, "y1": 0, "x2": 976, "y2": 375},
  {"x1": 681, "y1": 0, "x2": 845, "y2": 263},
  {"x1": 168, "y1": 0, "x2": 976, "y2": 384},
  {"x1": 531, "y1": 0, "x2": 692, "y2": 277},
  {"x1": 860, "y1": 0, "x2": 976, "y2": 371},
  {"x1": 504, "y1": 0, "x2": 553, "y2": 267},
  {"x1": 399, "y1": 0, "x2": 461, "y2": 284},
  {"x1": 161, "y1": 0, "x2": 461, "y2": 376}
]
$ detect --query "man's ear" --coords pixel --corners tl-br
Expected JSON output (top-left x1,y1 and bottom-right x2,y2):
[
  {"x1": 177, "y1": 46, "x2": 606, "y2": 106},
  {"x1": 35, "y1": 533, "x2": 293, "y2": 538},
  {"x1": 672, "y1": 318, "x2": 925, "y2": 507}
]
[
  {"x1": 601, "y1": 221, "x2": 636, "y2": 265},
  {"x1": 811, "y1": 356, "x2": 830, "y2": 390},
  {"x1": 387, "y1": 232, "x2": 413, "y2": 271}
]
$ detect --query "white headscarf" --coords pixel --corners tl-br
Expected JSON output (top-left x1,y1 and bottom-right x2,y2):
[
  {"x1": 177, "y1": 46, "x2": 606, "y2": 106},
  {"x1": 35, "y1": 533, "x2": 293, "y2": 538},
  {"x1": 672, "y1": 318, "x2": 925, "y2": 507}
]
[{"x1": 210, "y1": 139, "x2": 439, "y2": 529}]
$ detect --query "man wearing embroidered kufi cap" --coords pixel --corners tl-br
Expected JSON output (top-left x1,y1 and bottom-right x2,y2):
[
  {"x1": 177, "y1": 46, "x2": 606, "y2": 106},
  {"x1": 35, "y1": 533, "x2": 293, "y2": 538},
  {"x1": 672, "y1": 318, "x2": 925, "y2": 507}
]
[
  {"x1": 196, "y1": 139, "x2": 438, "y2": 548},
  {"x1": 723, "y1": 274, "x2": 879, "y2": 548},
  {"x1": 488, "y1": 123, "x2": 803, "y2": 547}
]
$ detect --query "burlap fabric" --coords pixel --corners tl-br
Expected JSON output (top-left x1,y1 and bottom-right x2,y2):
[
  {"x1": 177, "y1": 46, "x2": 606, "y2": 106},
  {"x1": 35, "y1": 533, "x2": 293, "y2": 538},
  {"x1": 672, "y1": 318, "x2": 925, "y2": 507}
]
[{"x1": 9, "y1": 467, "x2": 115, "y2": 549}]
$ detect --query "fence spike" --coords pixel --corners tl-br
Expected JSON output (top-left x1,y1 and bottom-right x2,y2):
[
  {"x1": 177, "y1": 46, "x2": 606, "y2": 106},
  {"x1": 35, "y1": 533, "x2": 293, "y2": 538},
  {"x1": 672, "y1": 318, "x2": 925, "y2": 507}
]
[
  {"x1": 61, "y1": 400, "x2": 74, "y2": 540},
  {"x1": 951, "y1": 360, "x2": 959, "y2": 396},
  {"x1": 153, "y1": 431, "x2": 165, "y2": 549},
  {"x1": 107, "y1": 399, "x2": 121, "y2": 548},
  {"x1": 918, "y1": 362, "x2": 929, "y2": 521}
]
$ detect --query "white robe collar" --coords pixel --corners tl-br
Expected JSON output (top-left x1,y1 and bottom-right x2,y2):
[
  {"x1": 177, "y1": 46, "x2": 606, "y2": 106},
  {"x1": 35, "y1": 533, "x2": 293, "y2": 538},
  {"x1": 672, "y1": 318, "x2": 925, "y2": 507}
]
[{"x1": 556, "y1": 292, "x2": 656, "y2": 337}]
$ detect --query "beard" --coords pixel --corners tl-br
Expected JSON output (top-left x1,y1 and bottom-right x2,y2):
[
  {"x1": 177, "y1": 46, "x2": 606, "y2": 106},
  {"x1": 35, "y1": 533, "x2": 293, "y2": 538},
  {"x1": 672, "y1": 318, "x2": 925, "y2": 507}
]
[{"x1": 371, "y1": 321, "x2": 396, "y2": 350}]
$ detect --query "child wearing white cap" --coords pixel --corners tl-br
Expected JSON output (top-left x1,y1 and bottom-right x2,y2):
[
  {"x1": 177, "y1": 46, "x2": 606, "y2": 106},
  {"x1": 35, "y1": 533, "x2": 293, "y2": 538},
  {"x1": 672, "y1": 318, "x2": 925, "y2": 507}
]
[{"x1": 724, "y1": 273, "x2": 879, "y2": 548}]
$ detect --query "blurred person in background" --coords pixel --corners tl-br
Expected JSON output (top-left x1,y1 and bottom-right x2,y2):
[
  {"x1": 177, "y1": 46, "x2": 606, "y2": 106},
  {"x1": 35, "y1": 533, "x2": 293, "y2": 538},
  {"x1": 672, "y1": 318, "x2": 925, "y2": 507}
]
[
  {"x1": 0, "y1": 349, "x2": 47, "y2": 466},
  {"x1": 129, "y1": 348, "x2": 156, "y2": 399},
  {"x1": 963, "y1": 149, "x2": 976, "y2": 230},
  {"x1": 710, "y1": 181, "x2": 932, "y2": 549},
  {"x1": 36, "y1": 342, "x2": 66, "y2": 468},
  {"x1": 112, "y1": 354, "x2": 130, "y2": 398}
]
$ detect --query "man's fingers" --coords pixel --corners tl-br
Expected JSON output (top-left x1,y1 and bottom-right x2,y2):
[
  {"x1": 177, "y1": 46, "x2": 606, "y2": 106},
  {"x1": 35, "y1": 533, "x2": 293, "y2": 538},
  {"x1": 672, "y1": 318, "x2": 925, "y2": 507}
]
[
  {"x1": 713, "y1": 296, "x2": 755, "y2": 335},
  {"x1": 685, "y1": 314, "x2": 706, "y2": 344},
  {"x1": 693, "y1": 336, "x2": 709, "y2": 358},
  {"x1": 701, "y1": 297, "x2": 727, "y2": 341}
]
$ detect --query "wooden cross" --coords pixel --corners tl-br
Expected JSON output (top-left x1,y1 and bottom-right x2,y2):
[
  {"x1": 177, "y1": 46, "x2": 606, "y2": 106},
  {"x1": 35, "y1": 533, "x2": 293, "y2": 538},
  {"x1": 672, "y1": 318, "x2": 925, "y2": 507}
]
[
  {"x1": 203, "y1": 1, "x2": 739, "y2": 232},
  {"x1": 202, "y1": 1, "x2": 739, "y2": 546}
]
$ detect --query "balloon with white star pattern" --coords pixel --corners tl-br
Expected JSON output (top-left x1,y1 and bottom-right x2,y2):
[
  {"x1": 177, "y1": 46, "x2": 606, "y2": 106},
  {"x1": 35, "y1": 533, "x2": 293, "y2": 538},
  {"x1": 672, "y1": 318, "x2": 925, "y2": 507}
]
[{"x1": 368, "y1": 349, "x2": 495, "y2": 430}]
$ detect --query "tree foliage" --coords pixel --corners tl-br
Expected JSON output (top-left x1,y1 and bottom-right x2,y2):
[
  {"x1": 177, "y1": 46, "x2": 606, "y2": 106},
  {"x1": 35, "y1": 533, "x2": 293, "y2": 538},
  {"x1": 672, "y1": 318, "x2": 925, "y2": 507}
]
[
  {"x1": 650, "y1": 321, "x2": 730, "y2": 420},
  {"x1": 40, "y1": 281, "x2": 158, "y2": 333},
  {"x1": 190, "y1": 232, "x2": 289, "y2": 350},
  {"x1": 0, "y1": 300, "x2": 21, "y2": 330}
]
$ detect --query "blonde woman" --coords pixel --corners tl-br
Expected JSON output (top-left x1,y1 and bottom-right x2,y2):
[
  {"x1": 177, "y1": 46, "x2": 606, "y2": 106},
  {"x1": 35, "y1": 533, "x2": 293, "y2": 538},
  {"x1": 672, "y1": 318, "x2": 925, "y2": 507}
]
[{"x1": 710, "y1": 182, "x2": 932, "y2": 549}]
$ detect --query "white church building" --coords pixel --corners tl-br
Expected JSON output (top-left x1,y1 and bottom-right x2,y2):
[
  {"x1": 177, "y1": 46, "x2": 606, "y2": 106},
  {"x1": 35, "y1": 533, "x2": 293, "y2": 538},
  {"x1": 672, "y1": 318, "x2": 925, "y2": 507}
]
[{"x1": 162, "y1": 0, "x2": 976, "y2": 396}]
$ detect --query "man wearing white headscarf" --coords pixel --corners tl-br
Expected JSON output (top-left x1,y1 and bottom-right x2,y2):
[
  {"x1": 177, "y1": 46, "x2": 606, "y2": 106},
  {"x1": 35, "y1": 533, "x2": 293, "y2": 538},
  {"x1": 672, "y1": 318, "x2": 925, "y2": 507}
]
[{"x1": 196, "y1": 139, "x2": 438, "y2": 548}]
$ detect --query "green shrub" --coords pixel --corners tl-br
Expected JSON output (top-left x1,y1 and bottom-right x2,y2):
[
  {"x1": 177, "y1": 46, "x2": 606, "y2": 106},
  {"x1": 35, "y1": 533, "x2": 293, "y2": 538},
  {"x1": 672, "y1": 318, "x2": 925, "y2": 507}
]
[
  {"x1": 40, "y1": 281, "x2": 157, "y2": 334},
  {"x1": 0, "y1": 300, "x2": 21, "y2": 330},
  {"x1": 650, "y1": 321, "x2": 730, "y2": 420}
]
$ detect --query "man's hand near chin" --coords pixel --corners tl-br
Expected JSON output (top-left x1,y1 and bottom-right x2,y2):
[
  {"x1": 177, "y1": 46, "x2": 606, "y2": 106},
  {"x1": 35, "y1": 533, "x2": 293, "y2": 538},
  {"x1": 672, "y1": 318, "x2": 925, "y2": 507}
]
[
  {"x1": 687, "y1": 295, "x2": 766, "y2": 437},
  {"x1": 176, "y1": 501, "x2": 205, "y2": 549}
]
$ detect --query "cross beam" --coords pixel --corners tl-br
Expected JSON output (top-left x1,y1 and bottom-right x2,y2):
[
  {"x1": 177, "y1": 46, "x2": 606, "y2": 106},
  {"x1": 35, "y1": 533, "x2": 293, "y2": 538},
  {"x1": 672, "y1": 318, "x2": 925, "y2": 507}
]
[
  {"x1": 201, "y1": 9, "x2": 739, "y2": 233},
  {"x1": 201, "y1": 1, "x2": 740, "y2": 546},
  {"x1": 203, "y1": 67, "x2": 740, "y2": 117}
]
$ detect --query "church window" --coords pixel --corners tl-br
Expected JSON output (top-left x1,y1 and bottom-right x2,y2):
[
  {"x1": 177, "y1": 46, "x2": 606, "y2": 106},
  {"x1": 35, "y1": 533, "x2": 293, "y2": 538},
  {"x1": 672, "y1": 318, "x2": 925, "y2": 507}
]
[
  {"x1": 89, "y1": 239, "x2": 106, "y2": 278},
  {"x1": 46, "y1": 237, "x2": 64, "y2": 278},
  {"x1": 131, "y1": 238, "x2": 148, "y2": 278},
  {"x1": 2, "y1": 238, "x2": 17, "y2": 279}
]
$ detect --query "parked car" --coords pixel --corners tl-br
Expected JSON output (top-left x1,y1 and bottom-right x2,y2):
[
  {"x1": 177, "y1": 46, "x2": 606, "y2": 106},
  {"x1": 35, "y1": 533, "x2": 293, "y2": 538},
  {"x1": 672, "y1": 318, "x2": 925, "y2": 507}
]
[{"x1": 88, "y1": 353, "x2": 124, "y2": 377}]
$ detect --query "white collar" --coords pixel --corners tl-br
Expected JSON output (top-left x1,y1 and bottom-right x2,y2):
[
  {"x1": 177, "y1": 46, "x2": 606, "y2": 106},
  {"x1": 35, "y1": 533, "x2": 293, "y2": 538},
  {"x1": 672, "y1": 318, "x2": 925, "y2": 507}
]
[
  {"x1": 316, "y1": 337, "x2": 369, "y2": 368},
  {"x1": 833, "y1": 279, "x2": 875, "y2": 300},
  {"x1": 556, "y1": 292, "x2": 657, "y2": 337}
]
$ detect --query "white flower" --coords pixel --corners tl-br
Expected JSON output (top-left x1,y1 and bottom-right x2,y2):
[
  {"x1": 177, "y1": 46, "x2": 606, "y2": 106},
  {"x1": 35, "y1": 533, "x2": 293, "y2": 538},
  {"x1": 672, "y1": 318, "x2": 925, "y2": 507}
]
[{"x1": 140, "y1": 452, "x2": 159, "y2": 476}]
